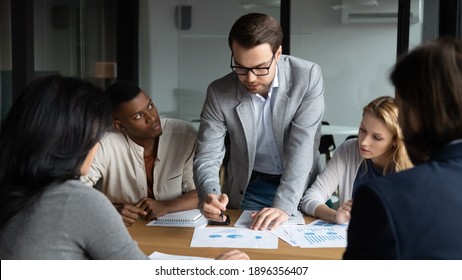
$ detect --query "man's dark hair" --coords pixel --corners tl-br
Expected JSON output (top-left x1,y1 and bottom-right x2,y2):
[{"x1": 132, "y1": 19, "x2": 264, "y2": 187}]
[
  {"x1": 228, "y1": 13, "x2": 282, "y2": 53},
  {"x1": 105, "y1": 80, "x2": 142, "y2": 108}
]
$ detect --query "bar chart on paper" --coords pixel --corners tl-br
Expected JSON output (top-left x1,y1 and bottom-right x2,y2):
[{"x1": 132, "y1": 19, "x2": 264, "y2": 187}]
[
  {"x1": 284, "y1": 220, "x2": 348, "y2": 248},
  {"x1": 301, "y1": 227, "x2": 345, "y2": 246}
]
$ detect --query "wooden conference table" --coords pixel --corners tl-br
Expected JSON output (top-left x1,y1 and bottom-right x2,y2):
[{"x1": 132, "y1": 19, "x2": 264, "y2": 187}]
[{"x1": 127, "y1": 209, "x2": 345, "y2": 260}]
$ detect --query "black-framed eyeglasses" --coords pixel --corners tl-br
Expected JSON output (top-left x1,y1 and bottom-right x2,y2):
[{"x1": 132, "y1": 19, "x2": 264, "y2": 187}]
[{"x1": 230, "y1": 53, "x2": 275, "y2": 76}]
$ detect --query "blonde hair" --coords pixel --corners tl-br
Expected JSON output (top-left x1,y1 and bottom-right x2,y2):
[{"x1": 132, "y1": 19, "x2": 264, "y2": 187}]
[{"x1": 362, "y1": 96, "x2": 413, "y2": 174}]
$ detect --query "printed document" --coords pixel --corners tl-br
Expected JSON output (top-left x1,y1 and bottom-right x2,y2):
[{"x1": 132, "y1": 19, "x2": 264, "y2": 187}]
[
  {"x1": 282, "y1": 219, "x2": 348, "y2": 248},
  {"x1": 234, "y1": 210, "x2": 305, "y2": 228},
  {"x1": 190, "y1": 227, "x2": 278, "y2": 249}
]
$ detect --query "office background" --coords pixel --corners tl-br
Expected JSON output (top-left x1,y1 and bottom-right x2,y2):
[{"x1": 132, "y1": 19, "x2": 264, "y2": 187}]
[
  {"x1": 141, "y1": 0, "x2": 425, "y2": 130},
  {"x1": 1, "y1": 0, "x2": 461, "y2": 145}
]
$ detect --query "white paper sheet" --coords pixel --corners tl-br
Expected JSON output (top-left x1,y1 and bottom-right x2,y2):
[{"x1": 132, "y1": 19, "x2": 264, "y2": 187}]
[
  {"x1": 284, "y1": 219, "x2": 348, "y2": 248},
  {"x1": 149, "y1": 251, "x2": 213, "y2": 260},
  {"x1": 234, "y1": 210, "x2": 305, "y2": 228},
  {"x1": 306, "y1": 219, "x2": 349, "y2": 228},
  {"x1": 190, "y1": 227, "x2": 278, "y2": 249},
  {"x1": 270, "y1": 227, "x2": 299, "y2": 246}
]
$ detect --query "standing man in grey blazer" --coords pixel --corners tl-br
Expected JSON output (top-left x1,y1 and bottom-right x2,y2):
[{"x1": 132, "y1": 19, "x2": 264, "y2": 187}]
[{"x1": 194, "y1": 13, "x2": 325, "y2": 230}]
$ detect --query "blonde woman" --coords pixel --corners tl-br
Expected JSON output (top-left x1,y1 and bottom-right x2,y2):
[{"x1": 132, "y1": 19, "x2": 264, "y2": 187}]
[{"x1": 301, "y1": 96, "x2": 412, "y2": 224}]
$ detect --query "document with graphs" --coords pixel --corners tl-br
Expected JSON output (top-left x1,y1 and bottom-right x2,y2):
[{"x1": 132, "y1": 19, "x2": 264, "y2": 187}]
[
  {"x1": 234, "y1": 210, "x2": 305, "y2": 228},
  {"x1": 190, "y1": 227, "x2": 278, "y2": 249},
  {"x1": 282, "y1": 219, "x2": 348, "y2": 248}
]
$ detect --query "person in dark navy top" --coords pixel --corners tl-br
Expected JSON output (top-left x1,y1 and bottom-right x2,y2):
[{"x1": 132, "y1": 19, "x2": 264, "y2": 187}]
[{"x1": 344, "y1": 37, "x2": 462, "y2": 259}]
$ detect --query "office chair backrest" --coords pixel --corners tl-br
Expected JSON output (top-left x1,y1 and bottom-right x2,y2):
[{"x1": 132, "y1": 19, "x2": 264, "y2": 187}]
[
  {"x1": 345, "y1": 135, "x2": 358, "y2": 141},
  {"x1": 319, "y1": 121, "x2": 336, "y2": 161}
]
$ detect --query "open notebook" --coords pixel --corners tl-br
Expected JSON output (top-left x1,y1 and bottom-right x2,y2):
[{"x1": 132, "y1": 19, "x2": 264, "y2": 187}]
[{"x1": 147, "y1": 209, "x2": 208, "y2": 227}]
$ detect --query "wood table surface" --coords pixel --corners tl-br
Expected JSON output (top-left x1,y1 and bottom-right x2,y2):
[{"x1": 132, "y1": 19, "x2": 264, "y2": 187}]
[{"x1": 127, "y1": 209, "x2": 345, "y2": 260}]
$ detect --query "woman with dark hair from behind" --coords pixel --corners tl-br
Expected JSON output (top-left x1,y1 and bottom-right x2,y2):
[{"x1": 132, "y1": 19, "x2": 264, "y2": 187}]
[
  {"x1": 344, "y1": 37, "x2": 462, "y2": 259},
  {"x1": 0, "y1": 75, "x2": 249, "y2": 260}
]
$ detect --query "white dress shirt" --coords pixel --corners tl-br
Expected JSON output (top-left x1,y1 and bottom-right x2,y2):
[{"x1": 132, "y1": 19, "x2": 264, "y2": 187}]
[{"x1": 250, "y1": 66, "x2": 283, "y2": 175}]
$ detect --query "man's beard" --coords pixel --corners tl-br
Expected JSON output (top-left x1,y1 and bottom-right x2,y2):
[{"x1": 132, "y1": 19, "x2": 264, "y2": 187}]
[{"x1": 245, "y1": 83, "x2": 270, "y2": 95}]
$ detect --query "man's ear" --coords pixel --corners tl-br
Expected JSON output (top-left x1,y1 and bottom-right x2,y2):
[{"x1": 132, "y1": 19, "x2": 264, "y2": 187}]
[
  {"x1": 113, "y1": 119, "x2": 124, "y2": 131},
  {"x1": 275, "y1": 45, "x2": 283, "y2": 59}
]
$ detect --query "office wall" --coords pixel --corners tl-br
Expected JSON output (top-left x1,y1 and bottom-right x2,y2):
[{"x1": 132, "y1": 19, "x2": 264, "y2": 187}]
[
  {"x1": 139, "y1": 0, "x2": 279, "y2": 119},
  {"x1": 293, "y1": 0, "x2": 392, "y2": 128},
  {"x1": 139, "y1": 0, "x2": 423, "y2": 137}
]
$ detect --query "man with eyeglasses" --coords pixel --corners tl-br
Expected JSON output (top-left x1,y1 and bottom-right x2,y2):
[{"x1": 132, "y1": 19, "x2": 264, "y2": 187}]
[{"x1": 194, "y1": 13, "x2": 325, "y2": 230}]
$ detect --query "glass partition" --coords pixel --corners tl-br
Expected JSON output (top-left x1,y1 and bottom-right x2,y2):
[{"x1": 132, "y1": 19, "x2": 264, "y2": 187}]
[
  {"x1": 291, "y1": 0, "x2": 424, "y2": 145},
  {"x1": 33, "y1": 0, "x2": 117, "y2": 89}
]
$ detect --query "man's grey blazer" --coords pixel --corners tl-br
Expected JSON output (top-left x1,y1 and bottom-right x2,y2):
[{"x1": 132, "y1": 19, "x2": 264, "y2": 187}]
[{"x1": 193, "y1": 55, "x2": 325, "y2": 215}]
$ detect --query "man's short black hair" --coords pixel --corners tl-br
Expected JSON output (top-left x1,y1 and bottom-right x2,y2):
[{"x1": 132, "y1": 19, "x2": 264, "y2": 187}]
[{"x1": 105, "y1": 80, "x2": 141, "y2": 108}]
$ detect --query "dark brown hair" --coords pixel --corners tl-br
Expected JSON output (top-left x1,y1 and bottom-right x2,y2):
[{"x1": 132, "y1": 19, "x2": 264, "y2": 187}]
[
  {"x1": 228, "y1": 13, "x2": 282, "y2": 53},
  {"x1": 390, "y1": 37, "x2": 462, "y2": 163},
  {"x1": 0, "y1": 75, "x2": 112, "y2": 229}
]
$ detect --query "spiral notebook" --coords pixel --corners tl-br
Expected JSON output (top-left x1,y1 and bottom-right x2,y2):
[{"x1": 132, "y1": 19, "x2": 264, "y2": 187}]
[{"x1": 147, "y1": 209, "x2": 208, "y2": 227}]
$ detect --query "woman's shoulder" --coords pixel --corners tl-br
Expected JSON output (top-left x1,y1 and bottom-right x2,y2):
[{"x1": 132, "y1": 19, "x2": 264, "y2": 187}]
[
  {"x1": 58, "y1": 180, "x2": 112, "y2": 205},
  {"x1": 331, "y1": 138, "x2": 362, "y2": 165},
  {"x1": 336, "y1": 138, "x2": 359, "y2": 155}
]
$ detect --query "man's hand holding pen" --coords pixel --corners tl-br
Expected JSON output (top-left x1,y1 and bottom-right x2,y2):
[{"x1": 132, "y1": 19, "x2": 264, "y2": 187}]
[{"x1": 201, "y1": 191, "x2": 229, "y2": 222}]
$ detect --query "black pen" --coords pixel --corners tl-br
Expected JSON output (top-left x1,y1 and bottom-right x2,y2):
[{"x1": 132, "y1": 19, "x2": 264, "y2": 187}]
[{"x1": 212, "y1": 188, "x2": 225, "y2": 221}]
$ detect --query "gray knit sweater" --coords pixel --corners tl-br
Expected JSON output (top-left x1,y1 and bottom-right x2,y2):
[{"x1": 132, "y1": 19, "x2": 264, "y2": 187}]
[{"x1": 0, "y1": 180, "x2": 148, "y2": 260}]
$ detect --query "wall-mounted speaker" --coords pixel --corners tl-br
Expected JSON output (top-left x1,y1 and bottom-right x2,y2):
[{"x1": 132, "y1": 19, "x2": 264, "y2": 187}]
[{"x1": 175, "y1": 5, "x2": 192, "y2": 30}]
